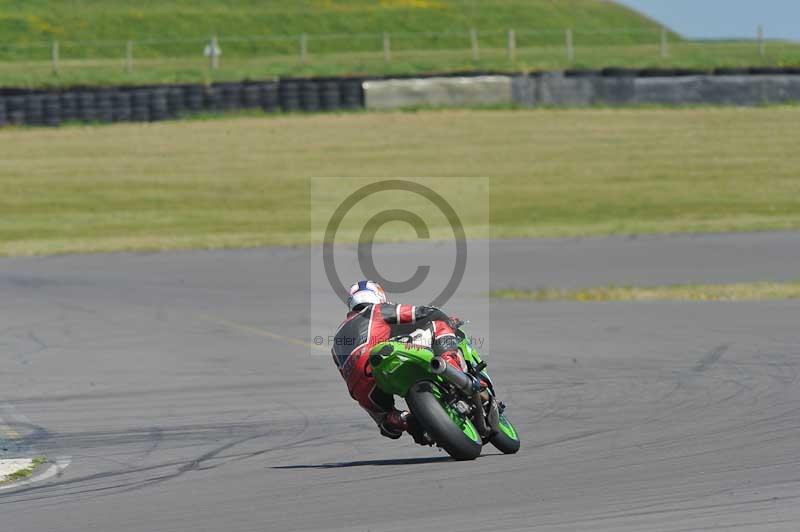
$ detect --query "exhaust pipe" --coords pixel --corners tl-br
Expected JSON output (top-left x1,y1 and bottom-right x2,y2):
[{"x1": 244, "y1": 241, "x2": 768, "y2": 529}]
[
  {"x1": 431, "y1": 356, "x2": 491, "y2": 437},
  {"x1": 431, "y1": 357, "x2": 480, "y2": 396}
]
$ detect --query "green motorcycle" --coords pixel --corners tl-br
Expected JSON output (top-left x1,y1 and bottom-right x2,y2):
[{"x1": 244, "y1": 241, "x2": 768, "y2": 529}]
[{"x1": 368, "y1": 324, "x2": 520, "y2": 461}]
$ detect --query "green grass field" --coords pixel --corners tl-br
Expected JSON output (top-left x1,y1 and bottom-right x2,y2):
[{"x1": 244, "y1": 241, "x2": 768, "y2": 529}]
[
  {"x1": 0, "y1": 0, "x2": 666, "y2": 56},
  {"x1": 3, "y1": 0, "x2": 797, "y2": 87},
  {"x1": 1, "y1": 107, "x2": 799, "y2": 257}
]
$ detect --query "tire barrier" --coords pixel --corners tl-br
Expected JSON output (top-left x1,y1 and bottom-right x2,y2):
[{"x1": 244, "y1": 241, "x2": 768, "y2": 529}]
[
  {"x1": 203, "y1": 86, "x2": 222, "y2": 112},
  {"x1": 112, "y1": 91, "x2": 132, "y2": 122},
  {"x1": 131, "y1": 89, "x2": 150, "y2": 122},
  {"x1": 185, "y1": 85, "x2": 205, "y2": 113},
  {"x1": 241, "y1": 84, "x2": 261, "y2": 109},
  {"x1": 564, "y1": 69, "x2": 598, "y2": 78},
  {"x1": 713, "y1": 67, "x2": 750, "y2": 76},
  {"x1": 60, "y1": 92, "x2": 77, "y2": 122},
  {"x1": 167, "y1": 87, "x2": 185, "y2": 117},
  {"x1": 6, "y1": 96, "x2": 25, "y2": 125},
  {"x1": 340, "y1": 79, "x2": 363, "y2": 109},
  {"x1": 600, "y1": 67, "x2": 640, "y2": 77},
  {"x1": 95, "y1": 91, "x2": 114, "y2": 123},
  {"x1": 3, "y1": 68, "x2": 800, "y2": 128},
  {"x1": 259, "y1": 82, "x2": 280, "y2": 112},
  {"x1": 279, "y1": 80, "x2": 301, "y2": 112},
  {"x1": 150, "y1": 88, "x2": 169, "y2": 121},
  {"x1": 24, "y1": 94, "x2": 45, "y2": 126},
  {"x1": 320, "y1": 80, "x2": 341, "y2": 110},
  {"x1": 77, "y1": 91, "x2": 96, "y2": 122},
  {"x1": 300, "y1": 81, "x2": 321, "y2": 112},
  {"x1": 43, "y1": 94, "x2": 61, "y2": 126},
  {"x1": 220, "y1": 83, "x2": 243, "y2": 111}
]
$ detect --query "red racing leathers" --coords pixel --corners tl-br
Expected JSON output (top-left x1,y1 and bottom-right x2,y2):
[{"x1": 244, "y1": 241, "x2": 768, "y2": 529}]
[{"x1": 331, "y1": 303, "x2": 464, "y2": 426}]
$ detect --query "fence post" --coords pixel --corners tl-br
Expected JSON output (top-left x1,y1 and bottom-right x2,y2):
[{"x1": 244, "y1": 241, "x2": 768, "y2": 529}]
[
  {"x1": 566, "y1": 28, "x2": 574, "y2": 62},
  {"x1": 660, "y1": 28, "x2": 669, "y2": 58},
  {"x1": 508, "y1": 29, "x2": 516, "y2": 62},
  {"x1": 758, "y1": 25, "x2": 765, "y2": 57},
  {"x1": 210, "y1": 35, "x2": 219, "y2": 69},
  {"x1": 300, "y1": 33, "x2": 308, "y2": 63},
  {"x1": 470, "y1": 28, "x2": 479, "y2": 61},
  {"x1": 51, "y1": 40, "x2": 59, "y2": 75},
  {"x1": 383, "y1": 32, "x2": 391, "y2": 63},
  {"x1": 125, "y1": 40, "x2": 134, "y2": 73}
]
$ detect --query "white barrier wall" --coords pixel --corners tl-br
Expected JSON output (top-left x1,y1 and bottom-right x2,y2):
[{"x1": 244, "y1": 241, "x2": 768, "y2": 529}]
[{"x1": 363, "y1": 76, "x2": 513, "y2": 110}]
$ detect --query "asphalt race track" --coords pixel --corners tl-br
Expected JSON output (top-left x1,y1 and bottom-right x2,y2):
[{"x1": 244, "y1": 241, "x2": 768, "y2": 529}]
[{"x1": 2, "y1": 233, "x2": 800, "y2": 531}]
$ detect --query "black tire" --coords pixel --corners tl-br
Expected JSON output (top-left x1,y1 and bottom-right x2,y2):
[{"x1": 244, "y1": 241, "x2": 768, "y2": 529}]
[
  {"x1": 300, "y1": 81, "x2": 321, "y2": 112},
  {"x1": 112, "y1": 91, "x2": 132, "y2": 122},
  {"x1": 94, "y1": 91, "x2": 113, "y2": 123},
  {"x1": 259, "y1": 82, "x2": 280, "y2": 112},
  {"x1": 601, "y1": 67, "x2": 640, "y2": 78},
  {"x1": 406, "y1": 381, "x2": 482, "y2": 461},
  {"x1": 320, "y1": 80, "x2": 341, "y2": 110},
  {"x1": 241, "y1": 84, "x2": 261, "y2": 108},
  {"x1": 6, "y1": 96, "x2": 25, "y2": 125},
  {"x1": 185, "y1": 85, "x2": 205, "y2": 113},
  {"x1": 279, "y1": 80, "x2": 301, "y2": 112},
  {"x1": 340, "y1": 79, "x2": 363, "y2": 109},
  {"x1": 714, "y1": 67, "x2": 749, "y2": 76},
  {"x1": 24, "y1": 94, "x2": 45, "y2": 126},
  {"x1": 150, "y1": 88, "x2": 169, "y2": 121},
  {"x1": 565, "y1": 69, "x2": 599, "y2": 78},
  {"x1": 167, "y1": 87, "x2": 185, "y2": 117},
  {"x1": 0, "y1": 97, "x2": 7, "y2": 127},
  {"x1": 489, "y1": 427, "x2": 520, "y2": 454},
  {"x1": 60, "y1": 92, "x2": 77, "y2": 122},
  {"x1": 220, "y1": 83, "x2": 243, "y2": 110},
  {"x1": 638, "y1": 67, "x2": 675, "y2": 78},
  {"x1": 204, "y1": 86, "x2": 222, "y2": 112},
  {"x1": 131, "y1": 89, "x2": 151, "y2": 122},
  {"x1": 77, "y1": 91, "x2": 97, "y2": 122},
  {"x1": 43, "y1": 93, "x2": 61, "y2": 127}
]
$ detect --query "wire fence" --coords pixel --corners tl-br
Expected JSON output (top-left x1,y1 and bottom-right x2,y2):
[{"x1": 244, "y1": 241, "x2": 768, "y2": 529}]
[
  {"x1": 0, "y1": 28, "x2": 685, "y2": 65},
  {"x1": 0, "y1": 27, "x2": 791, "y2": 84}
]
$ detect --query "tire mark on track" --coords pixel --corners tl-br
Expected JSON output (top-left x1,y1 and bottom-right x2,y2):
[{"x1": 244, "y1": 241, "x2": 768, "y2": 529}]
[{"x1": 692, "y1": 344, "x2": 729, "y2": 374}]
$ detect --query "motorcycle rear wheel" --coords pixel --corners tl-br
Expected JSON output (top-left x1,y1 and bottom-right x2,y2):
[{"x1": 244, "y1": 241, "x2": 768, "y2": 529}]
[{"x1": 406, "y1": 380, "x2": 482, "y2": 461}]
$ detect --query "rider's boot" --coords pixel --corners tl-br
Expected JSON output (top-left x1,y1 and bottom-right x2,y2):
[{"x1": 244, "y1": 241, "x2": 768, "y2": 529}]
[
  {"x1": 439, "y1": 350, "x2": 465, "y2": 371},
  {"x1": 379, "y1": 409, "x2": 408, "y2": 439}
]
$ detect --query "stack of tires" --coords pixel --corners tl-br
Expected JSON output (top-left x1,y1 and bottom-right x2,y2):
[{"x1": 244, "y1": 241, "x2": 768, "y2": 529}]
[
  {"x1": 259, "y1": 82, "x2": 280, "y2": 112},
  {"x1": 279, "y1": 80, "x2": 301, "y2": 112},
  {"x1": 112, "y1": 91, "x2": 132, "y2": 122},
  {"x1": 0, "y1": 77, "x2": 369, "y2": 128}
]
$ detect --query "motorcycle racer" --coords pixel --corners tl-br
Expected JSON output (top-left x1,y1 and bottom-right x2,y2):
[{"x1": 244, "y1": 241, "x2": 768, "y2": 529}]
[{"x1": 331, "y1": 280, "x2": 466, "y2": 441}]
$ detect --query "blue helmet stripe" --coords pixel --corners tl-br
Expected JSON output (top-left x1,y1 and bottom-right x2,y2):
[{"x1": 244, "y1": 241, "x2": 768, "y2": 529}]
[{"x1": 358, "y1": 280, "x2": 368, "y2": 291}]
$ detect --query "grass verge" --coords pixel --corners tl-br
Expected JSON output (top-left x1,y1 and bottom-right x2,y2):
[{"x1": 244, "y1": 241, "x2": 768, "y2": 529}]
[
  {"x1": 0, "y1": 0, "x2": 795, "y2": 87},
  {"x1": 492, "y1": 282, "x2": 800, "y2": 302},
  {"x1": 0, "y1": 456, "x2": 48, "y2": 485},
  {"x1": 4, "y1": 42, "x2": 800, "y2": 87},
  {"x1": 2, "y1": 107, "x2": 800, "y2": 257}
]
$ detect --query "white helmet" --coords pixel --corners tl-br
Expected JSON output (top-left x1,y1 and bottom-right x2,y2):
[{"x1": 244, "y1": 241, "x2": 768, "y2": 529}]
[{"x1": 347, "y1": 280, "x2": 387, "y2": 311}]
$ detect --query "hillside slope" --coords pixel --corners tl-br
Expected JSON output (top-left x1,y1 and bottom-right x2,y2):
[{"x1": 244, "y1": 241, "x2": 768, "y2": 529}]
[{"x1": 0, "y1": 0, "x2": 672, "y2": 59}]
